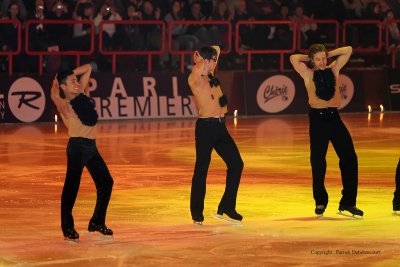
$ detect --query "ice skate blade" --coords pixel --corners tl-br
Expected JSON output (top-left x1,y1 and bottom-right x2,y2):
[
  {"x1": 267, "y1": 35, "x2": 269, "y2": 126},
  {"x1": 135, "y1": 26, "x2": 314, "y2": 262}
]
[
  {"x1": 64, "y1": 237, "x2": 79, "y2": 243},
  {"x1": 87, "y1": 231, "x2": 114, "y2": 240},
  {"x1": 337, "y1": 211, "x2": 363, "y2": 219},
  {"x1": 393, "y1": 211, "x2": 400, "y2": 216},
  {"x1": 193, "y1": 221, "x2": 203, "y2": 225},
  {"x1": 213, "y1": 214, "x2": 243, "y2": 225}
]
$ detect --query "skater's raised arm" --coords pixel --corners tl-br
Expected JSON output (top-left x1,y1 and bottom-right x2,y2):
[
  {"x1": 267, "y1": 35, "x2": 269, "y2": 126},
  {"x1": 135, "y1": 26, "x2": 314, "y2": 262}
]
[
  {"x1": 189, "y1": 50, "x2": 212, "y2": 92},
  {"x1": 189, "y1": 46, "x2": 220, "y2": 96},
  {"x1": 290, "y1": 54, "x2": 311, "y2": 80},
  {"x1": 192, "y1": 50, "x2": 205, "y2": 75},
  {"x1": 189, "y1": 50, "x2": 206, "y2": 94},
  {"x1": 191, "y1": 45, "x2": 220, "y2": 77},
  {"x1": 73, "y1": 64, "x2": 92, "y2": 96},
  {"x1": 50, "y1": 77, "x2": 68, "y2": 116},
  {"x1": 210, "y1": 45, "x2": 220, "y2": 65},
  {"x1": 328, "y1": 46, "x2": 352, "y2": 74}
]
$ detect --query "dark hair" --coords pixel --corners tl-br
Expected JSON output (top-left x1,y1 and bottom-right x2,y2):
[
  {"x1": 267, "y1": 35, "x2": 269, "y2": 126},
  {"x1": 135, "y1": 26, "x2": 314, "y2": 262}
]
[
  {"x1": 198, "y1": 46, "x2": 217, "y2": 60},
  {"x1": 57, "y1": 70, "x2": 74, "y2": 85},
  {"x1": 7, "y1": 1, "x2": 21, "y2": 19},
  {"x1": 76, "y1": 2, "x2": 93, "y2": 17},
  {"x1": 308, "y1": 44, "x2": 328, "y2": 61}
]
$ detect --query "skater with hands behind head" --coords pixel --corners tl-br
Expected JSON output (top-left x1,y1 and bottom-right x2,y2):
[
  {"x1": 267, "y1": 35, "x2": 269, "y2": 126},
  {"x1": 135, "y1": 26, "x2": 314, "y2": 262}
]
[
  {"x1": 393, "y1": 159, "x2": 400, "y2": 213},
  {"x1": 189, "y1": 45, "x2": 244, "y2": 225},
  {"x1": 290, "y1": 44, "x2": 363, "y2": 217},
  {"x1": 51, "y1": 64, "x2": 114, "y2": 241}
]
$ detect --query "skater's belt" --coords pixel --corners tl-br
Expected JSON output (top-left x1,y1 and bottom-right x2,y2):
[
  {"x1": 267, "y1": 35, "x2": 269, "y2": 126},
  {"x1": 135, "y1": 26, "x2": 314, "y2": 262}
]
[
  {"x1": 198, "y1": 117, "x2": 225, "y2": 123},
  {"x1": 309, "y1": 107, "x2": 337, "y2": 111},
  {"x1": 69, "y1": 137, "x2": 96, "y2": 144}
]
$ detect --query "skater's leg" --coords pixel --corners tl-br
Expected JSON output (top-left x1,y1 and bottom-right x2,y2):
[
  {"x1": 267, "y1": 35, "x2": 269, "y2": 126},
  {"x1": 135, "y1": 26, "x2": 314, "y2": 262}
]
[
  {"x1": 330, "y1": 117, "x2": 358, "y2": 207},
  {"x1": 309, "y1": 110, "x2": 330, "y2": 208},
  {"x1": 61, "y1": 139, "x2": 86, "y2": 233},
  {"x1": 393, "y1": 158, "x2": 400, "y2": 210},
  {"x1": 190, "y1": 120, "x2": 214, "y2": 221},
  {"x1": 86, "y1": 147, "x2": 114, "y2": 226},
  {"x1": 214, "y1": 126, "x2": 243, "y2": 212}
]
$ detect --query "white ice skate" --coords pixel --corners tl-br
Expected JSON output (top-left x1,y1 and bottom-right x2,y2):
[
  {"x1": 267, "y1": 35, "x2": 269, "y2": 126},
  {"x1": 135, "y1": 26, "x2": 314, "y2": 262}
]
[
  {"x1": 213, "y1": 213, "x2": 243, "y2": 225},
  {"x1": 193, "y1": 220, "x2": 203, "y2": 225},
  {"x1": 64, "y1": 237, "x2": 80, "y2": 243}
]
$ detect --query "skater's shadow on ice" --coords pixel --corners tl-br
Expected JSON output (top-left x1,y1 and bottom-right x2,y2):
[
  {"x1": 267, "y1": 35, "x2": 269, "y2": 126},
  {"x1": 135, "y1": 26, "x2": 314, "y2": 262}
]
[{"x1": 274, "y1": 216, "x2": 355, "y2": 221}]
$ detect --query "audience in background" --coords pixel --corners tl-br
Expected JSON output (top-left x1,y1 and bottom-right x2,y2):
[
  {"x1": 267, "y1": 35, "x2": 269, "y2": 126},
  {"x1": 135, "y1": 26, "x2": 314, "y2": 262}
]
[
  {"x1": 94, "y1": 1, "x2": 122, "y2": 51},
  {"x1": 384, "y1": 9, "x2": 400, "y2": 53},
  {"x1": 72, "y1": 2, "x2": 94, "y2": 50},
  {"x1": 0, "y1": 1, "x2": 25, "y2": 71},
  {"x1": 0, "y1": 0, "x2": 398, "y2": 73},
  {"x1": 162, "y1": 0, "x2": 199, "y2": 69}
]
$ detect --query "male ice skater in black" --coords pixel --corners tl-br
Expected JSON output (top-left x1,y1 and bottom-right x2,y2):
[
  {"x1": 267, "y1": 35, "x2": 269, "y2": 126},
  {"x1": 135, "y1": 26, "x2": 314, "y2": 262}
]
[
  {"x1": 51, "y1": 64, "x2": 114, "y2": 241},
  {"x1": 393, "y1": 158, "x2": 400, "y2": 212},
  {"x1": 188, "y1": 45, "x2": 244, "y2": 224},
  {"x1": 290, "y1": 44, "x2": 363, "y2": 216}
]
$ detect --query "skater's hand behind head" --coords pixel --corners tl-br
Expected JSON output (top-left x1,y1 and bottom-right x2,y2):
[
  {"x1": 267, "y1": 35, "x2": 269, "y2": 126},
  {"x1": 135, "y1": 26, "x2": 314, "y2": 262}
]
[{"x1": 194, "y1": 51, "x2": 202, "y2": 64}]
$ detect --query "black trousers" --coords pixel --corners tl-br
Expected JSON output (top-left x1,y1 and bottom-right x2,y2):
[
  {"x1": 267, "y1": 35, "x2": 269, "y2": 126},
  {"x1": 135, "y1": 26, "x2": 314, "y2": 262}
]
[
  {"x1": 393, "y1": 158, "x2": 400, "y2": 202},
  {"x1": 309, "y1": 108, "x2": 358, "y2": 207},
  {"x1": 61, "y1": 137, "x2": 114, "y2": 230},
  {"x1": 190, "y1": 118, "x2": 244, "y2": 217}
]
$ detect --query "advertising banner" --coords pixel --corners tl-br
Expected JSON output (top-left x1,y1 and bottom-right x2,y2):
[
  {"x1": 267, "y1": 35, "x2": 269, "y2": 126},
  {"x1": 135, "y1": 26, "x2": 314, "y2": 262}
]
[
  {"x1": 387, "y1": 69, "x2": 400, "y2": 110},
  {"x1": 243, "y1": 71, "x2": 366, "y2": 115},
  {"x1": 0, "y1": 69, "x2": 390, "y2": 123},
  {"x1": 0, "y1": 75, "x2": 54, "y2": 123},
  {"x1": 0, "y1": 72, "x2": 197, "y2": 123}
]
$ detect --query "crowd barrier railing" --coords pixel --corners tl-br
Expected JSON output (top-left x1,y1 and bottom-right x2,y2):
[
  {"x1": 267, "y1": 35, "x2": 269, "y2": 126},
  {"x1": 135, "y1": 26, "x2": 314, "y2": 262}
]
[
  {"x1": 0, "y1": 19, "x2": 22, "y2": 76},
  {"x1": 235, "y1": 20, "x2": 297, "y2": 72},
  {"x1": 343, "y1": 20, "x2": 383, "y2": 52},
  {"x1": 25, "y1": 19, "x2": 95, "y2": 75},
  {"x1": 296, "y1": 19, "x2": 339, "y2": 52},
  {"x1": 2, "y1": 19, "x2": 399, "y2": 75},
  {"x1": 168, "y1": 20, "x2": 232, "y2": 73},
  {"x1": 98, "y1": 20, "x2": 165, "y2": 74}
]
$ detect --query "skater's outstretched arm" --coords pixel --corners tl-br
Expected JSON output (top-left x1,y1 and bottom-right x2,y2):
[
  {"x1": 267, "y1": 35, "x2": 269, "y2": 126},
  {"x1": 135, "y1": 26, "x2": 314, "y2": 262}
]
[
  {"x1": 328, "y1": 46, "x2": 352, "y2": 74},
  {"x1": 73, "y1": 64, "x2": 92, "y2": 96}
]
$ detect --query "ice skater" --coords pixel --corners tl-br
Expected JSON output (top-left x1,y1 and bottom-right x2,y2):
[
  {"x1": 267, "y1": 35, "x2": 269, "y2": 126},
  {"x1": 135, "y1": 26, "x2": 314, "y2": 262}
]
[
  {"x1": 290, "y1": 44, "x2": 364, "y2": 217},
  {"x1": 50, "y1": 64, "x2": 114, "y2": 241},
  {"x1": 188, "y1": 45, "x2": 244, "y2": 224},
  {"x1": 393, "y1": 158, "x2": 400, "y2": 213}
]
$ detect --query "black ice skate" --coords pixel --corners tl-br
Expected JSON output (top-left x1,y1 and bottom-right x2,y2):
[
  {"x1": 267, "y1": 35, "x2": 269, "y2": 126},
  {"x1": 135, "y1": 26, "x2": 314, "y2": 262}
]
[
  {"x1": 88, "y1": 222, "x2": 113, "y2": 236},
  {"x1": 214, "y1": 208, "x2": 243, "y2": 224},
  {"x1": 338, "y1": 205, "x2": 364, "y2": 217},
  {"x1": 315, "y1": 205, "x2": 326, "y2": 216},
  {"x1": 192, "y1": 213, "x2": 204, "y2": 225},
  {"x1": 63, "y1": 227, "x2": 79, "y2": 242},
  {"x1": 393, "y1": 200, "x2": 400, "y2": 215}
]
